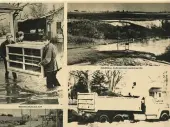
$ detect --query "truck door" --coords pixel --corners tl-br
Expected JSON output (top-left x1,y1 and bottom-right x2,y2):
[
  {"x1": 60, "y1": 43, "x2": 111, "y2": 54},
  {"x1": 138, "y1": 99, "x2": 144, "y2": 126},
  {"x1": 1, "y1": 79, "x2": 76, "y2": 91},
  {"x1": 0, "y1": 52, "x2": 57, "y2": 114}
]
[{"x1": 145, "y1": 96, "x2": 159, "y2": 119}]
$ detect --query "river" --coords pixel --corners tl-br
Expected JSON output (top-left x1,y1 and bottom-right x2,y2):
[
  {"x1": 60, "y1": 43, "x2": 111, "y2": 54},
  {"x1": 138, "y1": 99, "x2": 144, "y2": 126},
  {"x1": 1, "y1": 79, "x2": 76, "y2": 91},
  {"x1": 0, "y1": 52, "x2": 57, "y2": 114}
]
[{"x1": 95, "y1": 38, "x2": 170, "y2": 56}]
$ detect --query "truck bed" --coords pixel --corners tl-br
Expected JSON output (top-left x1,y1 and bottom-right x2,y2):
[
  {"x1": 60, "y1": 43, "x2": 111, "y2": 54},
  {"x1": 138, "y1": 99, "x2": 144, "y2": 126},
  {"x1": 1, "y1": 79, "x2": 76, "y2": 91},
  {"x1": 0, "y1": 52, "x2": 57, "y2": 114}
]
[{"x1": 78, "y1": 93, "x2": 142, "y2": 112}]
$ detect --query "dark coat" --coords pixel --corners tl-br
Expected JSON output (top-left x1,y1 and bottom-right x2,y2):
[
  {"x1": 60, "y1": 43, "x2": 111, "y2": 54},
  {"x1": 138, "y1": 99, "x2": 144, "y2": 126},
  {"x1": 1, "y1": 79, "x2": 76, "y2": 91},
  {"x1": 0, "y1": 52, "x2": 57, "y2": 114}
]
[
  {"x1": 41, "y1": 43, "x2": 58, "y2": 73},
  {"x1": 0, "y1": 40, "x2": 15, "y2": 58}
]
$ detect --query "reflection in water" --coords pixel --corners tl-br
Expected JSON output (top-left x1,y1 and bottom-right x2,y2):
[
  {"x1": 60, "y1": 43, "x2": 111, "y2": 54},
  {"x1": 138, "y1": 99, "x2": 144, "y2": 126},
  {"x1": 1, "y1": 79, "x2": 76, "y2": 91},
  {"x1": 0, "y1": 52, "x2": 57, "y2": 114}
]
[
  {"x1": 1, "y1": 79, "x2": 59, "y2": 104},
  {"x1": 96, "y1": 38, "x2": 170, "y2": 56},
  {"x1": 5, "y1": 79, "x2": 29, "y2": 103}
]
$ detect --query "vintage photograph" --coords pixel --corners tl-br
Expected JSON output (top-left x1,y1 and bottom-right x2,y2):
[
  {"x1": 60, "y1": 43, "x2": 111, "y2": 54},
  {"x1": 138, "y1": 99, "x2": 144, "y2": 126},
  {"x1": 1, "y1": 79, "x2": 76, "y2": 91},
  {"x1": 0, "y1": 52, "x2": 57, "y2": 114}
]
[
  {"x1": 0, "y1": 3, "x2": 64, "y2": 104},
  {"x1": 68, "y1": 3, "x2": 170, "y2": 66},
  {"x1": 68, "y1": 69, "x2": 170, "y2": 127},
  {"x1": 0, "y1": 109, "x2": 63, "y2": 127}
]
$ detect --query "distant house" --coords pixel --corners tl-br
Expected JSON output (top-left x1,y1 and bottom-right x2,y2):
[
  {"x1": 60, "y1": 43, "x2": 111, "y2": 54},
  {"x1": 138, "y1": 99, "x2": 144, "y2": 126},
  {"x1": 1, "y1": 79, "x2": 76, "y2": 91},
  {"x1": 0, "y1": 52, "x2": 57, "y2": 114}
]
[
  {"x1": 17, "y1": 6, "x2": 64, "y2": 42},
  {"x1": 0, "y1": 3, "x2": 21, "y2": 40}
]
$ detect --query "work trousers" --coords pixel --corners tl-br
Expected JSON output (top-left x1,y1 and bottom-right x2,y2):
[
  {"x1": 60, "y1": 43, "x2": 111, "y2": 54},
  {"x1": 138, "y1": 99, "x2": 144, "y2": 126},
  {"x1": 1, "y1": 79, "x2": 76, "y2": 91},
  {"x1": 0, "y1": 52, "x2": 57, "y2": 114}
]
[
  {"x1": 45, "y1": 70, "x2": 60, "y2": 89},
  {"x1": 3, "y1": 58, "x2": 17, "y2": 79}
]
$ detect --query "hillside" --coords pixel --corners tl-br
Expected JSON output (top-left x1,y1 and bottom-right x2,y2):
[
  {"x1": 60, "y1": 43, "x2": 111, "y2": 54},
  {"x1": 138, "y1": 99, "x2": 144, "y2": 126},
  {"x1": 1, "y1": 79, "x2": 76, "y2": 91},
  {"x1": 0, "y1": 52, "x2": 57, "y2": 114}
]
[{"x1": 68, "y1": 20, "x2": 154, "y2": 42}]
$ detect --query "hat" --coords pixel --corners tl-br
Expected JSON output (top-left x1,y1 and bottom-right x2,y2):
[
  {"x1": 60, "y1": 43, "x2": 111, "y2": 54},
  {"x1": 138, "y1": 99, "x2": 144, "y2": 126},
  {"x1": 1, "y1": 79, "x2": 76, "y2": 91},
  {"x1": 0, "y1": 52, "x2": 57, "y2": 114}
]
[{"x1": 6, "y1": 33, "x2": 13, "y2": 38}]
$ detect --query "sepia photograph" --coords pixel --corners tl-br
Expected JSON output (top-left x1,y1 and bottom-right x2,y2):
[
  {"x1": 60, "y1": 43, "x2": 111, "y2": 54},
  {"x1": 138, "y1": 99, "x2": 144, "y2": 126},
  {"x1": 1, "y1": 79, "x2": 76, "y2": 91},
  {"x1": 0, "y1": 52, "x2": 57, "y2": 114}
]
[
  {"x1": 0, "y1": 109, "x2": 63, "y2": 127},
  {"x1": 68, "y1": 3, "x2": 170, "y2": 66},
  {"x1": 68, "y1": 69, "x2": 170, "y2": 127},
  {"x1": 0, "y1": 3, "x2": 64, "y2": 104}
]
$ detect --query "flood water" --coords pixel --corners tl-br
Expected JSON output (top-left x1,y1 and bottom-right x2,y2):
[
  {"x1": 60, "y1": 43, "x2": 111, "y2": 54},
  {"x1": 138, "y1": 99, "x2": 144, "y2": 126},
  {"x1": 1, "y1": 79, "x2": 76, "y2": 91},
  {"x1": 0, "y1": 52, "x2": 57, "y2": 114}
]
[
  {"x1": 0, "y1": 40, "x2": 63, "y2": 104},
  {"x1": 0, "y1": 61, "x2": 60, "y2": 104},
  {"x1": 95, "y1": 38, "x2": 170, "y2": 56}
]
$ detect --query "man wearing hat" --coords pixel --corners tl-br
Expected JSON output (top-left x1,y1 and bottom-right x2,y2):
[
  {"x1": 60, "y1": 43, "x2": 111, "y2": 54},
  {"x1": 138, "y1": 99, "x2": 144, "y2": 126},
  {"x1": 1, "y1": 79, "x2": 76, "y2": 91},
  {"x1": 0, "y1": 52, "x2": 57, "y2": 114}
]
[{"x1": 0, "y1": 33, "x2": 17, "y2": 80}]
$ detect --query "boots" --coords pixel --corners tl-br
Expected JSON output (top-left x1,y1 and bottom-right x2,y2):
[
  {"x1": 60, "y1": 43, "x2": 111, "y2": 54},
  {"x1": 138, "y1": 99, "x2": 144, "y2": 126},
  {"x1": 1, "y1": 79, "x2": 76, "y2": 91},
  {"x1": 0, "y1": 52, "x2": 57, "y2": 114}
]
[
  {"x1": 5, "y1": 71, "x2": 17, "y2": 80},
  {"x1": 12, "y1": 72, "x2": 17, "y2": 81},
  {"x1": 5, "y1": 71, "x2": 9, "y2": 79}
]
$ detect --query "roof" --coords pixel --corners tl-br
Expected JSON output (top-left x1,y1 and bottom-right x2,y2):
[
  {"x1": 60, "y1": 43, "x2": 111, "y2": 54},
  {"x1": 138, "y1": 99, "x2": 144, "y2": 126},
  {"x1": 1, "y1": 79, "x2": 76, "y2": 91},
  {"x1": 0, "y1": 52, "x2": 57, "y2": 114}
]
[
  {"x1": 6, "y1": 42, "x2": 48, "y2": 49},
  {"x1": 0, "y1": 3, "x2": 21, "y2": 10},
  {"x1": 18, "y1": 6, "x2": 64, "y2": 22},
  {"x1": 149, "y1": 87, "x2": 163, "y2": 92}
]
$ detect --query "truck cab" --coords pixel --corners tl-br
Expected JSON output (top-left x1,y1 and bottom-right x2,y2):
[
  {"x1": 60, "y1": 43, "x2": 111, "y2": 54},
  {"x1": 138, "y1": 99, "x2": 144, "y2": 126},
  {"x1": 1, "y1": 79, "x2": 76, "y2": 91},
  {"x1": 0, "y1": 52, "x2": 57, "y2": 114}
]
[
  {"x1": 144, "y1": 87, "x2": 169, "y2": 121},
  {"x1": 77, "y1": 87, "x2": 169, "y2": 122}
]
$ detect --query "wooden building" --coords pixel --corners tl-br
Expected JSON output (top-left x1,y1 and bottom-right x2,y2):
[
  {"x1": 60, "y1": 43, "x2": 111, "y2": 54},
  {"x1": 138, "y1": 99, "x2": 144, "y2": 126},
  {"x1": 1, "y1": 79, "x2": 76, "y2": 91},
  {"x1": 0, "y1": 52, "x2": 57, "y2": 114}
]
[
  {"x1": 17, "y1": 6, "x2": 64, "y2": 42},
  {"x1": 0, "y1": 3, "x2": 21, "y2": 40}
]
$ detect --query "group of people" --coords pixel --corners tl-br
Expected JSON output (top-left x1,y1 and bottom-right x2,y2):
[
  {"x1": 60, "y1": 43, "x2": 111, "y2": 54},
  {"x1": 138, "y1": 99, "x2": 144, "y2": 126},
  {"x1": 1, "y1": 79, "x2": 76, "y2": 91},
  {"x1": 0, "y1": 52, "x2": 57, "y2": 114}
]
[{"x1": 0, "y1": 33, "x2": 61, "y2": 90}]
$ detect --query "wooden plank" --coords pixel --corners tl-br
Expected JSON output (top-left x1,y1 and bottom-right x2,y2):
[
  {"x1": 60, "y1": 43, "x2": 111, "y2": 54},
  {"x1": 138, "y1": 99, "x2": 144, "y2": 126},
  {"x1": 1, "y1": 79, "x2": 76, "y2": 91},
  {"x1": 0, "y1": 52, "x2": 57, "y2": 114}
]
[
  {"x1": 24, "y1": 54, "x2": 41, "y2": 58},
  {"x1": 8, "y1": 60, "x2": 23, "y2": 64},
  {"x1": 8, "y1": 53, "x2": 23, "y2": 56},
  {"x1": 7, "y1": 43, "x2": 46, "y2": 49},
  {"x1": 25, "y1": 62, "x2": 39, "y2": 66}
]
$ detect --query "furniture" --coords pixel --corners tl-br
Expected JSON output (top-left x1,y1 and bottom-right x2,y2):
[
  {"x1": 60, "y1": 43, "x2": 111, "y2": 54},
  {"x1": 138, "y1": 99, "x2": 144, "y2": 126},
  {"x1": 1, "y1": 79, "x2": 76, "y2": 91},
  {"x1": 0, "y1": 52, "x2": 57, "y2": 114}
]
[{"x1": 6, "y1": 42, "x2": 47, "y2": 77}]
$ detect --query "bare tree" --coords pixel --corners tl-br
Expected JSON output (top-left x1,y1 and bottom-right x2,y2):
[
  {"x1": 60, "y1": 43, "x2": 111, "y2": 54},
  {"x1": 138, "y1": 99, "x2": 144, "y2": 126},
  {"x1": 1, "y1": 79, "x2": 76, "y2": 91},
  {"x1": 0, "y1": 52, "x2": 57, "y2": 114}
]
[
  {"x1": 104, "y1": 70, "x2": 124, "y2": 92},
  {"x1": 29, "y1": 4, "x2": 48, "y2": 18}
]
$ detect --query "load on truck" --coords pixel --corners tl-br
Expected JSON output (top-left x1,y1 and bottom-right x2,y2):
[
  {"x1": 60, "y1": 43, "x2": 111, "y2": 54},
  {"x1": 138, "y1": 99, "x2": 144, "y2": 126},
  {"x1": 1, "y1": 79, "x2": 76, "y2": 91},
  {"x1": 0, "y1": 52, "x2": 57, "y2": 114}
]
[{"x1": 77, "y1": 87, "x2": 169, "y2": 122}]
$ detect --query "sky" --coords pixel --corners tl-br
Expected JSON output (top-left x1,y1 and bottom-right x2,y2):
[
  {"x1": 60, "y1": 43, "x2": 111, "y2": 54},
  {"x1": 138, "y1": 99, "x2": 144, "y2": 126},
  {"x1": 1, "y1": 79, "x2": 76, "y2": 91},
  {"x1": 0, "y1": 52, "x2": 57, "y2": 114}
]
[
  {"x1": 88, "y1": 68, "x2": 168, "y2": 97},
  {"x1": 68, "y1": 3, "x2": 170, "y2": 12}
]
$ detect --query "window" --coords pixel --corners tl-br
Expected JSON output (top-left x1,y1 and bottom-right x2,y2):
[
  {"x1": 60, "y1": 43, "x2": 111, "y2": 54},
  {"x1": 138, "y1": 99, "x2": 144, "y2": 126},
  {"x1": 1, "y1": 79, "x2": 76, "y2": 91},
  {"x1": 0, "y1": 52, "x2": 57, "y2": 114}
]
[
  {"x1": 56, "y1": 22, "x2": 62, "y2": 34},
  {"x1": 159, "y1": 93, "x2": 161, "y2": 97},
  {"x1": 149, "y1": 92, "x2": 154, "y2": 97}
]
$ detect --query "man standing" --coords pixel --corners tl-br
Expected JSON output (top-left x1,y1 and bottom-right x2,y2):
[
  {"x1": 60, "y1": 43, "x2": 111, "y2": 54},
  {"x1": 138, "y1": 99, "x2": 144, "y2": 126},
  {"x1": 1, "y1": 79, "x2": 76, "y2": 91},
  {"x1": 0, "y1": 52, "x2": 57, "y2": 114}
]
[
  {"x1": 0, "y1": 33, "x2": 17, "y2": 80},
  {"x1": 39, "y1": 39, "x2": 61, "y2": 90}
]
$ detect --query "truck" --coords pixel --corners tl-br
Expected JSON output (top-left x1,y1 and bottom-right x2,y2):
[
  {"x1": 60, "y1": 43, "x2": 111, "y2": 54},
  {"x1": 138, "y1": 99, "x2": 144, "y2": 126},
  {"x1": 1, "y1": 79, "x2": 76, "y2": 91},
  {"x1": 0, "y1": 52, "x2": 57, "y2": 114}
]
[{"x1": 77, "y1": 87, "x2": 170, "y2": 123}]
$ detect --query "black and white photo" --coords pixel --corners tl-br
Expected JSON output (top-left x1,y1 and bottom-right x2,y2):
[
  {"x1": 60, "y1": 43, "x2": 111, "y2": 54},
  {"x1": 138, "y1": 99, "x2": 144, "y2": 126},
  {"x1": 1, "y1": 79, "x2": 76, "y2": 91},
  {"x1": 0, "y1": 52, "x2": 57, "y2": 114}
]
[
  {"x1": 67, "y1": 3, "x2": 170, "y2": 66},
  {"x1": 68, "y1": 69, "x2": 170, "y2": 127},
  {"x1": 0, "y1": 109, "x2": 63, "y2": 127},
  {"x1": 0, "y1": 3, "x2": 64, "y2": 104}
]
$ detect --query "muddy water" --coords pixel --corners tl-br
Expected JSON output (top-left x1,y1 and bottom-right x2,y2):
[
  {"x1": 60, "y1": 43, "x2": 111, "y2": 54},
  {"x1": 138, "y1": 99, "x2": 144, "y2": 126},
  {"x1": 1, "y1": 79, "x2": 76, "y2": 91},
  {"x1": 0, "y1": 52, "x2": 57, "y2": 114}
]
[
  {"x1": 0, "y1": 41, "x2": 63, "y2": 104},
  {"x1": 0, "y1": 62, "x2": 59, "y2": 104},
  {"x1": 0, "y1": 78, "x2": 59, "y2": 104},
  {"x1": 95, "y1": 38, "x2": 170, "y2": 56}
]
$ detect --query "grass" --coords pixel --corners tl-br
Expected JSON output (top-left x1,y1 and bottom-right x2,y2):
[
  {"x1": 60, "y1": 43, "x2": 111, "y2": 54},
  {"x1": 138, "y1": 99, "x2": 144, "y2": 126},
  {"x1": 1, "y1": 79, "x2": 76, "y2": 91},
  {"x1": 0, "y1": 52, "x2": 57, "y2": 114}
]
[
  {"x1": 67, "y1": 45, "x2": 157, "y2": 65},
  {"x1": 156, "y1": 45, "x2": 170, "y2": 64}
]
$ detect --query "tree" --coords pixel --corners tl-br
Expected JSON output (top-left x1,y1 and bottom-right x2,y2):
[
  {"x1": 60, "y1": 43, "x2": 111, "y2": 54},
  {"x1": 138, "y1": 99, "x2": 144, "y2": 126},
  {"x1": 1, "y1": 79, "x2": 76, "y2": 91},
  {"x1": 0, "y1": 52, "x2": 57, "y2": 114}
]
[
  {"x1": 104, "y1": 70, "x2": 124, "y2": 92},
  {"x1": 90, "y1": 70, "x2": 106, "y2": 95},
  {"x1": 69, "y1": 71, "x2": 89, "y2": 99},
  {"x1": 29, "y1": 4, "x2": 48, "y2": 18}
]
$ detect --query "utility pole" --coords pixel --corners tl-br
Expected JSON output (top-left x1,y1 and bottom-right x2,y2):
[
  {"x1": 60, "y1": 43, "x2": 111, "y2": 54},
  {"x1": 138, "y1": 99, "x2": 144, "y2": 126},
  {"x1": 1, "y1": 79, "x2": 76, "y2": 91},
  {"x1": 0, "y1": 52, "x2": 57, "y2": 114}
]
[{"x1": 30, "y1": 109, "x2": 31, "y2": 127}]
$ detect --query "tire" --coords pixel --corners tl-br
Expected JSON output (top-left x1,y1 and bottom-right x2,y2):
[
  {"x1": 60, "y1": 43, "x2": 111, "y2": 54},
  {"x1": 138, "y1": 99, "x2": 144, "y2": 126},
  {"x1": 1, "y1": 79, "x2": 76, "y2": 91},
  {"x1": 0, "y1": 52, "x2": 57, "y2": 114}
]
[
  {"x1": 113, "y1": 115, "x2": 124, "y2": 122},
  {"x1": 99, "y1": 115, "x2": 110, "y2": 123},
  {"x1": 160, "y1": 113, "x2": 169, "y2": 121}
]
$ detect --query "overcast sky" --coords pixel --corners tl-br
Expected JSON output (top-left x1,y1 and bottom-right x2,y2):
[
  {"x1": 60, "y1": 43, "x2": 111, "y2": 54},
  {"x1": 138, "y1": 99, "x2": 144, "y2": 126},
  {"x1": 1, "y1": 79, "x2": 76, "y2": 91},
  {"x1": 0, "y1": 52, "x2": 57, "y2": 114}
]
[
  {"x1": 68, "y1": 3, "x2": 170, "y2": 12},
  {"x1": 88, "y1": 68, "x2": 168, "y2": 96}
]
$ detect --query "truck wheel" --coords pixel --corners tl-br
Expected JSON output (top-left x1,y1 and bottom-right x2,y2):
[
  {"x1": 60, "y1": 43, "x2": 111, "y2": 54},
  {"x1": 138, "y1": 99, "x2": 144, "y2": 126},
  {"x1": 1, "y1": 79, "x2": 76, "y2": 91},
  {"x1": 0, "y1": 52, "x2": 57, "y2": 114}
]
[
  {"x1": 99, "y1": 115, "x2": 110, "y2": 123},
  {"x1": 160, "y1": 113, "x2": 169, "y2": 121},
  {"x1": 113, "y1": 115, "x2": 124, "y2": 122}
]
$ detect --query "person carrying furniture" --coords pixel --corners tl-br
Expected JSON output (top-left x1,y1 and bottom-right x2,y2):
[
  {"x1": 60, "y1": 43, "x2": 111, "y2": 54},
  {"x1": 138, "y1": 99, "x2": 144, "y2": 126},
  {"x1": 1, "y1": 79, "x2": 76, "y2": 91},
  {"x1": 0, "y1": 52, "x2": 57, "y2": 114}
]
[
  {"x1": 38, "y1": 39, "x2": 61, "y2": 90},
  {"x1": 0, "y1": 33, "x2": 17, "y2": 80}
]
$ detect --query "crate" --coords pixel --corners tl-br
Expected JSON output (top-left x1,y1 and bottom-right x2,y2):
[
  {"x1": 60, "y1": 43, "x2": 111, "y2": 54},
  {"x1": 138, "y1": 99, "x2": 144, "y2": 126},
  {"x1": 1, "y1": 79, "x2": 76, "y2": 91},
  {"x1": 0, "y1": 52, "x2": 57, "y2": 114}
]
[{"x1": 6, "y1": 42, "x2": 47, "y2": 77}]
